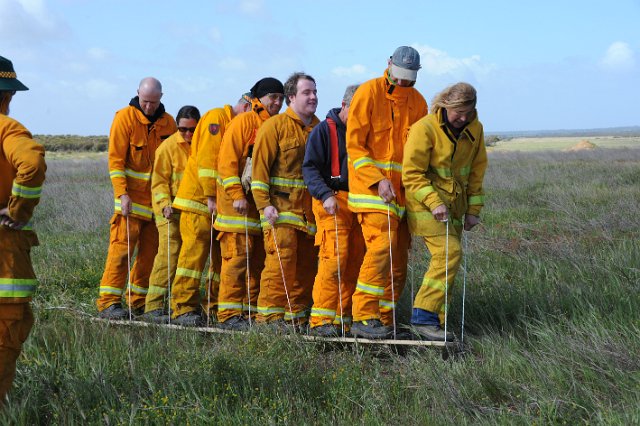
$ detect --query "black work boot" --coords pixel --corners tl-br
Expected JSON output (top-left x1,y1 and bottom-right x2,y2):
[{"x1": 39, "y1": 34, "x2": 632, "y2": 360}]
[
  {"x1": 350, "y1": 319, "x2": 392, "y2": 339},
  {"x1": 141, "y1": 309, "x2": 170, "y2": 324},
  {"x1": 98, "y1": 304, "x2": 128, "y2": 320},
  {"x1": 172, "y1": 311, "x2": 204, "y2": 327},
  {"x1": 218, "y1": 315, "x2": 250, "y2": 331}
]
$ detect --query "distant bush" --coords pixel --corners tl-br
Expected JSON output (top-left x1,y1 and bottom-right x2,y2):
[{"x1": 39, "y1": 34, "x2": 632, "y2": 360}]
[
  {"x1": 485, "y1": 135, "x2": 501, "y2": 146},
  {"x1": 34, "y1": 134, "x2": 108, "y2": 152}
]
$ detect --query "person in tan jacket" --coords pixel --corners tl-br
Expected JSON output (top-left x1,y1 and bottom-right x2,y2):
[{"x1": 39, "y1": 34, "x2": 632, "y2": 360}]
[
  {"x1": 251, "y1": 72, "x2": 319, "y2": 328},
  {"x1": 97, "y1": 77, "x2": 177, "y2": 320},
  {"x1": 403, "y1": 82, "x2": 487, "y2": 341},
  {"x1": 0, "y1": 56, "x2": 46, "y2": 403},
  {"x1": 142, "y1": 105, "x2": 201, "y2": 323},
  {"x1": 169, "y1": 95, "x2": 251, "y2": 326}
]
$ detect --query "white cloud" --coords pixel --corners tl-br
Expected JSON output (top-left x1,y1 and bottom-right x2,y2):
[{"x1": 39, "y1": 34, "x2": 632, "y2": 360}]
[
  {"x1": 87, "y1": 47, "x2": 109, "y2": 61},
  {"x1": 218, "y1": 57, "x2": 247, "y2": 71},
  {"x1": 331, "y1": 64, "x2": 368, "y2": 77},
  {"x1": 240, "y1": 0, "x2": 264, "y2": 14},
  {"x1": 600, "y1": 41, "x2": 635, "y2": 71},
  {"x1": 0, "y1": 0, "x2": 69, "y2": 42},
  {"x1": 412, "y1": 44, "x2": 494, "y2": 77},
  {"x1": 82, "y1": 79, "x2": 119, "y2": 99}
]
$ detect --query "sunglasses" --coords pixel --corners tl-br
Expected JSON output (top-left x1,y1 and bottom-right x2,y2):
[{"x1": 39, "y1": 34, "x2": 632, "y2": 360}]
[{"x1": 178, "y1": 127, "x2": 196, "y2": 133}]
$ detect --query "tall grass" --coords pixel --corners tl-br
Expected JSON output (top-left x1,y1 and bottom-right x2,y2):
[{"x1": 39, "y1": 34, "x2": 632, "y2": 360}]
[{"x1": 1, "y1": 147, "x2": 639, "y2": 424}]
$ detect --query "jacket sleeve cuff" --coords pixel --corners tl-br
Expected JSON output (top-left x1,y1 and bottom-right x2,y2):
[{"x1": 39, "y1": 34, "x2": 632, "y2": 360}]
[{"x1": 424, "y1": 193, "x2": 444, "y2": 211}]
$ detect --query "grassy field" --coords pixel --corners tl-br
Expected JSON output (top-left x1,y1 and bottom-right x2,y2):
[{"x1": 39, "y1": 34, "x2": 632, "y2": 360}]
[
  {"x1": 1, "y1": 138, "x2": 639, "y2": 424},
  {"x1": 489, "y1": 135, "x2": 640, "y2": 152}
]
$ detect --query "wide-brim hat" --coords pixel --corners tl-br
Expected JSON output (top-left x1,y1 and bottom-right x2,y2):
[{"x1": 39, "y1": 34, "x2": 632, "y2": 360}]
[{"x1": 0, "y1": 56, "x2": 29, "y2": 91}]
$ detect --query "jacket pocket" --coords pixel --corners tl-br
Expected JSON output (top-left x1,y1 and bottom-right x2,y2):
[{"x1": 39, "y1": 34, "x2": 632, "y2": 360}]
[
  {"x1": 126, "y1": 140, "x2": 151, "y2": 193},
  {"x1": 279, "y1": 137, "x2": 304, "y2": 174}
]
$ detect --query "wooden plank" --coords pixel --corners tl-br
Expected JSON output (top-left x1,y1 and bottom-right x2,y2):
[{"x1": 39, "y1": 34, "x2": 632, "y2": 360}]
[{"x1": 89, "y1": 316, "x2": 458, "y2": 348}]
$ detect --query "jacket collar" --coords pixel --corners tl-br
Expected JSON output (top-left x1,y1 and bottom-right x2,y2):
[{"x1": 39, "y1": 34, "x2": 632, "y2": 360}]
[
  {"x1": 129, "y1": 96, "x2": 166, "y2": 124},
  {"x1": 285, "y1": 106, "x2": 319, "y2": 130}
]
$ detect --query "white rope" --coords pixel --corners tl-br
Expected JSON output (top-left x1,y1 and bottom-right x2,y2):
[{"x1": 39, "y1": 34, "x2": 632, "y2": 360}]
[
  {"x1": 271, "y1": 226, "x2": 294, "y2": 324},
  {"x1": 461, "y1": 228, "x2": 468, "y2": 346},
  {"x1": 443, "y1": 219, "x2": 449, "y2": 342},
  {"x1": 206, "y1": 212, "x2": 214, "y2": 327},
  {"x1": 410, "y1": 239, "x2": 415, "y2": 302},
  {"x1": 166, "y1": 214, "x2": 172, "y2": 325},
  {"x1": 245, "y1": 214, "x2": 252, "y2": 327},
  {"x1": 334, "y1": 212, "x2": 345, "y2": 337},
  {"x1": 126, "y1": 215, "x2": 132, "y2": 321},
  {"x1": 387, "y1": 204, "x2": 397, "y2": 339}
]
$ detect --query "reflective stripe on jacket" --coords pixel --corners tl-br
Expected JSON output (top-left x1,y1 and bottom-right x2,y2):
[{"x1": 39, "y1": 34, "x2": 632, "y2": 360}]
[
  {"x1": 346, "y1": 70, "x2": 427, "y2": 219},
  {"x1": 173, "y1": 105, "x2": 234, "y2": 216},
  {"x1": 1, "y1": 114, "x2": 45, "y2": 302},
  {"x1": 402, "y1": 108, "x2": 488, "y2": 236},
  {"x1": 108, "y1": 105, "x2": 176, "y2": 221},
  {"x1": 214, "y1": 99, "x2": 271, "y2": 235},
  {"x1": 251, "y1": 107, "x2": 319, "y2": 235},
  {"x1": 0, "y1": 114, "x2": 46, "y2": 225},
  {"x1": 151, "y1": 130, "x2": 190, "y2": 218}
]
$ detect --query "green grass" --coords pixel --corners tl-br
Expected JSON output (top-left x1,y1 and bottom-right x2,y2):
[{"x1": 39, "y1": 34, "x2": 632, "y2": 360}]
[
  {"x1": 1, "y1": 145, "x2": 639, "y2": 424},
  {"x1": 489, "y1": 135, "x2": 640, "y2": 152}
]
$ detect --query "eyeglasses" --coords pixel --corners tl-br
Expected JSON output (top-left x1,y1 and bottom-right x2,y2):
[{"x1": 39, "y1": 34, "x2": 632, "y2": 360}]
[
  {"x1": 178, "y1": 127, "x2": 196, "y2": 133},
  {"x1": 266, "y1": 93, "x2": 285, "y2": 101}
]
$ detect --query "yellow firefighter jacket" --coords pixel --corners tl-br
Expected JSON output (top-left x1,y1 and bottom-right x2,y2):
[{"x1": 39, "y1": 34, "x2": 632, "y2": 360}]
[
  {"x1": 173, "y1": 105, "x2": 234, "y2": 216},
  {"x1": 0, "y1": 114, "x2": 46, "y2": 302},
  {"x1": 214, "y1": 99, "x2": 272, "y2": 235},
  {"x1": 402, "y1": 108, "x2": 488, "y2": 235},
  {"x1": 346, "y1": 69, "x2": 428, "y2": 219},
  {"x1": 251, "y1": 107, "x2": 319, "y2": 235},
  {"x1": 151, "y1": 130, "x2": 191, "y2": 220},
  {"x1": 108, "y1": 105, "x2": 176, "y2": 221}
]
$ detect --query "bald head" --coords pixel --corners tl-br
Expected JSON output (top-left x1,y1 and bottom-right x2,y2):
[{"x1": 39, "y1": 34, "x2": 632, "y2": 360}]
[{"x1": 137, "y1": 77, "x2": 163, "y2": 116}]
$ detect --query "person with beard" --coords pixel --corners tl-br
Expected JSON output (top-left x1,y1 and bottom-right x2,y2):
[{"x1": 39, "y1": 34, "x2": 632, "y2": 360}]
[{"x1": 97, "y1": 77, "x2": 177, "y2": 320}]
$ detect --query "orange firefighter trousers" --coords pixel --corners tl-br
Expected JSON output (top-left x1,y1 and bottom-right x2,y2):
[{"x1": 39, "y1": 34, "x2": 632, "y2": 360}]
[
  {"x1": 217, "y1": 231, "x2": 265, "y2": 323},
  {"x1": 351, "y1": 212, "x2": 410, "y2": 325},
  {"x1": 256, "y1": 226, "x2": 318, "y2": 324},
  {"x1": 0, "y1": 303, "x2": 33, "y2": 403},
  {"x1": 170, "y1": 211, "x2": 220, "y2": 319},
  {"x1": 413, "y1": 224, "x2": 463, "y2": 324},
  {"x1": 97, "y1": 214, "x2": 159, "y2": 312},
  {"x1": 0, "y1": 227, "x2": 37, "y2": 403},
  {"x1": 145, "y1": 215, "x2": 182, "y2": 313},
  {"x1": 309, "y1": 192, "x2": 365, "y2": 328}
]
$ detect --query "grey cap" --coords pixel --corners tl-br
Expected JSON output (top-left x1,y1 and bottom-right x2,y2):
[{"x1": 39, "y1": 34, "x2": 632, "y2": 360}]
[{"x1": 390, "y1": 46, "x2": 421, "y2": 81}]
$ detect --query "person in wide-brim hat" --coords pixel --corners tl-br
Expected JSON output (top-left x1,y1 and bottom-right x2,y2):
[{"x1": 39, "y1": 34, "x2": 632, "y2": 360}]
[
  {"x1": 0, "y1": 55, "x2": 29, "y2": 92},
  {"x1": 0, "y1": 54, "x2": 46, "y2": 405}
]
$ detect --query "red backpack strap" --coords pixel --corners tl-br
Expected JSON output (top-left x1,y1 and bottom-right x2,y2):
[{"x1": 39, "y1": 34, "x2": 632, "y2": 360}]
[{"x1": 326, "y1": 118, "x2": 340, "y2": 178}]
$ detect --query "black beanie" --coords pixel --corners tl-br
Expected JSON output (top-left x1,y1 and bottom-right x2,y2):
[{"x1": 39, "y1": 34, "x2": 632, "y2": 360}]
[{"x1": 250, "y1": 77, "x2": 284, "y2": 99}]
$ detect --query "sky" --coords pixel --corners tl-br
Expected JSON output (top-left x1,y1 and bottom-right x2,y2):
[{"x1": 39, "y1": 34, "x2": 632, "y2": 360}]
[{"x1": 1, "y1": 0, "x2": 639, "y2": 135}]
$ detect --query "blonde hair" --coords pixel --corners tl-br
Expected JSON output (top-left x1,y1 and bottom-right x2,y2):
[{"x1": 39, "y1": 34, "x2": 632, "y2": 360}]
[
  {"x1": 430, "y1": 82, "x2": 477, "y2": 115},
  {"x1": 0, "y1": 91, "x2": 12, "y2": 115}
]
